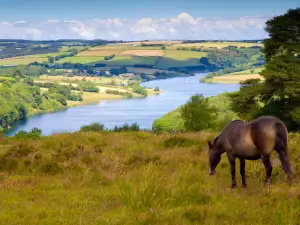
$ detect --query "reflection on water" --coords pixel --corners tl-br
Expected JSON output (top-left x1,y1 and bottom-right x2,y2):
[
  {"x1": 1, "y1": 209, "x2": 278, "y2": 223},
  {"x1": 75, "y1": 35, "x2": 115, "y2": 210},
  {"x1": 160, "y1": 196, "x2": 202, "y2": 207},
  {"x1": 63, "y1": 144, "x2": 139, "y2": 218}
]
[{"x1": 5, "y1": 73, "x2": 240, "y2": 136}]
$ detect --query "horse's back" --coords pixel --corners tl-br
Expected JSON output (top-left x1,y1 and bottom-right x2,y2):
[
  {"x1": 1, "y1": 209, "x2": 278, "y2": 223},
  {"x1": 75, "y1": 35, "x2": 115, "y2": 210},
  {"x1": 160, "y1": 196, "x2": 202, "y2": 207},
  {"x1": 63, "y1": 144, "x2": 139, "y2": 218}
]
[{"x1": 220, "y1": 116, "x2": 287, "y2": 158}]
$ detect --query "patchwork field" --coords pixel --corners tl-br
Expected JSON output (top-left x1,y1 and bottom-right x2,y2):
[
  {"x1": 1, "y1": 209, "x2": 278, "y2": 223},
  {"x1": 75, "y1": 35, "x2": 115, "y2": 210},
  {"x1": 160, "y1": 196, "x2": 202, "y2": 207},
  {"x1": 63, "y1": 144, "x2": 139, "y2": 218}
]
[
  {"x1": 212, "y1": 74, "x2": 264, "y2": 83},
  {"x1": 156, "y1": 50, "x2": 207, "y2": 68},
  {"x1": 0, "y1": 56, "x2": 48, "y2": 66},
  {"x1": 102, "y1": 56, "x2": 158, "y2": 66},
  {"x1": 175, "y1": 41, "x2": 263, "y2": 49},
  {"x1": 120, "y1": 50, "x2": 164, "y2": 57},
  {"x1": 77, "y1": 50, "x2": 122, "y2": 57},
  {"x1": 57, "y1": 56, "x2": 105, "y2": 64}
]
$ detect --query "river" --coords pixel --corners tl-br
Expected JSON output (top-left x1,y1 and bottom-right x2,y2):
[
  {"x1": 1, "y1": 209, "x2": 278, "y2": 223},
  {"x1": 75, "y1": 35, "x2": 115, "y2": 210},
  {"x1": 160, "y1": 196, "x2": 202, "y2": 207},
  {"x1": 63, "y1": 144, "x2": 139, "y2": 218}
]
[{"x1": 5, "y1": 73, "x2": 240, "y2": 136}]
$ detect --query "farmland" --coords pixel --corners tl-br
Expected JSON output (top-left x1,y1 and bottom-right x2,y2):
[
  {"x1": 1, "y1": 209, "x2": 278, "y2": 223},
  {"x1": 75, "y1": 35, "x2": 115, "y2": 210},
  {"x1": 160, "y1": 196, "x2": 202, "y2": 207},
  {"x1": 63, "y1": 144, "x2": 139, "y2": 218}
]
[
  {"x1": 205, "y1": 67, "x2": 265, "y2": 83},
  {"x1": 174, "y1": 41, "x2": 263, "y2": 49}
]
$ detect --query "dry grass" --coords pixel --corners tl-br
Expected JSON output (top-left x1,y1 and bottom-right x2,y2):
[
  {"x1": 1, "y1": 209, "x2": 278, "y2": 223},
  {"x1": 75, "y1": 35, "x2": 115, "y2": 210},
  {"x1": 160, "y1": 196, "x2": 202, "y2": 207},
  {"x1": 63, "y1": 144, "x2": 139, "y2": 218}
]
[
  {"x1": 0, "y1": 56, "x2": 48, "y2": 65},
  {"x1": 212, "y1": 74, "x2": 264, "y2": 83},
  {"x1": 77, "y1": 50, "x2": 122, "y2": 57},
  {"x1": 120, "y1": 50, "x2": 164, "y2": 57},
  {"x1": 68, "y1": 92, "x2": 123, "y2": 106},
  {"x1": 0, "y1": 131, "x2": 300, "y2": 224},
  {"x1": 175, "y1": 41, "x2": 263, "y2": 49}
]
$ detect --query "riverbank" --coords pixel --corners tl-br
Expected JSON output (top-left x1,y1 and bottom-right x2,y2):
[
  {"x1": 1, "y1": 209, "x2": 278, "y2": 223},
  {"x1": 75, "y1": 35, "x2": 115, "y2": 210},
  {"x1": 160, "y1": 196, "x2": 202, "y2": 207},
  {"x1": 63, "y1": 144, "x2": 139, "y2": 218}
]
[
  {"x1": 200, "y1": 67, "x2": 264, "y2": 84},
  {"x1": 5, "y1": 73, "x2": 240, "y2": 136},
  {"x1": 202, "y1": 74, "x2": 264, "y2": 84}
]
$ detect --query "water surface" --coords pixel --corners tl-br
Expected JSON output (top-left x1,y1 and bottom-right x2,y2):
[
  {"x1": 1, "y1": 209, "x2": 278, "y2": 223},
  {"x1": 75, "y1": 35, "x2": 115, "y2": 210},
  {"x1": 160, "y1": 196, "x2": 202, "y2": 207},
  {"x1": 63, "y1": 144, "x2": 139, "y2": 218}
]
[{"x1": 6, "y1": 73, "x2": 240, "y2": 136}]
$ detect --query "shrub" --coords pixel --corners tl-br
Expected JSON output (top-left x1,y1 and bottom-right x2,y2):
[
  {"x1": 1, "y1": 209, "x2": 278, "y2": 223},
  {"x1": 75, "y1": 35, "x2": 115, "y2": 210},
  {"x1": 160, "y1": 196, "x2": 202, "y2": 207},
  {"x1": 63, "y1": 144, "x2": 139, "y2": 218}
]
[
  {"x1": 14, "y1": 128, "x2": 42, "y2": 139},
  {"x1": 180, "y1": 94, "x2": 217, "y2": 131},
  {"x1": 112, "y1": 123, "x2": 140, "y2": 132},
  {"x1": 80, "y1": 123, "x2": 105, "y2": 132}
]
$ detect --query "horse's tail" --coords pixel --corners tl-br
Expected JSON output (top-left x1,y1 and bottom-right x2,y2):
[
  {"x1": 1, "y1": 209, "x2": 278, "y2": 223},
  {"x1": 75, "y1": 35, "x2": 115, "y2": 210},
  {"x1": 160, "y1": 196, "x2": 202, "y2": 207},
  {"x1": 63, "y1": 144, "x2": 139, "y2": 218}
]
[
  {"x1": 275, "y1": 120, "x2": 293, "y2": 184},
  {"x1": 275, "y1": 121, "x2": 288, "y2": 152}
]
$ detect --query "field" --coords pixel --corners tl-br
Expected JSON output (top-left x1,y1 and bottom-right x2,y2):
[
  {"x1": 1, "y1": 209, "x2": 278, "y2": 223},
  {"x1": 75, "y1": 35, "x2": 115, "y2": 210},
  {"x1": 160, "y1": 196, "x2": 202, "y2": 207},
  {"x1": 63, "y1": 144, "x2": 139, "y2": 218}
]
[
  {"x1": 0, "y1": 46, "x2": 86, "y2": 66},
  {"x1": 209, "y1": 67, "x2": 265, "y2": 83},
  {"x1": 37, "y1": 75, "x2": 160, "y2": 106},
  {"x1": 211, "y1": 74, "x2": 264, "y2": 83},
  {"x1": 77, "y1": 50, "x2": 122, "y2": 57},
  {"x1": 156, "y1": 50, "x2": 207, "y2": 68},
  {"x1": 0, "y1": 56, "x2": 49, "y2": 65},
  {"x1": 175, "y1": 41, "x2": 263, "y2": 49},
  {"x1": 57, "y1": 43, "x2": 207, "y2": 68},
  {"x1": 57, "y1": 56, "x2": 106, "y2": 64},
  {"x1": 0, "y1": 130, "x2": 300, "y2": 224},
  {"x1": 120, "y1": 50, "x2": 164, "y2": 57}
]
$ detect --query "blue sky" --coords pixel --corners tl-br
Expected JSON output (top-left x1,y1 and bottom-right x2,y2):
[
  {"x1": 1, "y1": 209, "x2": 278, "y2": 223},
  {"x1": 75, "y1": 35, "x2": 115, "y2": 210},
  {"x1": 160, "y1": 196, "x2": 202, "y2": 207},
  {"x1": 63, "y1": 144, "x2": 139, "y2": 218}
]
[
  {"x1": 0, "y1": 0, "x2": 298, "y2": 21},
  {"x1": 0, "y1": 0, "x2": 298, "y2": 40}
]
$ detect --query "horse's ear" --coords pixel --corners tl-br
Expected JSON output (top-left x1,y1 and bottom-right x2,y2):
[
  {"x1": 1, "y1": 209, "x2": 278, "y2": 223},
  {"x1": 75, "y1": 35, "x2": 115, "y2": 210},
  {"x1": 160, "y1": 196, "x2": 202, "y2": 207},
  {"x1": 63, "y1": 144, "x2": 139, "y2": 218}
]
[{"x1": 208, "y1": 141, "x2": 212, "y2": 150}]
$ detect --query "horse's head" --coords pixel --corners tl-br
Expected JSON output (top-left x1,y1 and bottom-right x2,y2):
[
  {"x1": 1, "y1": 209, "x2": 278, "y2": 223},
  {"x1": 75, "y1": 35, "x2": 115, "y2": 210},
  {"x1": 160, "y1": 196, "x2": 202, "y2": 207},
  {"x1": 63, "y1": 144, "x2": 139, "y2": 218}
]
[{"x1": 207, "y1": 137, "x2": 222, "y2": 175}]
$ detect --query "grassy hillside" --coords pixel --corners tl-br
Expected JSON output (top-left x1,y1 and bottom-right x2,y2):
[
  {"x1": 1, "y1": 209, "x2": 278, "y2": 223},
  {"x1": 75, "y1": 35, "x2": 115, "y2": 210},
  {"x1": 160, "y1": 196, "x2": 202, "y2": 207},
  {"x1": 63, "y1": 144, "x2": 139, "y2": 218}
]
[
  {"x1": 201, "y1": 67, "x2": 265, "y2": 84},
  {"x1": 153, "y1": 93, "x2": 239, "y2": 132},
  {"x1": 0, "y1": 130, "x2": 299, "y2": 224}
]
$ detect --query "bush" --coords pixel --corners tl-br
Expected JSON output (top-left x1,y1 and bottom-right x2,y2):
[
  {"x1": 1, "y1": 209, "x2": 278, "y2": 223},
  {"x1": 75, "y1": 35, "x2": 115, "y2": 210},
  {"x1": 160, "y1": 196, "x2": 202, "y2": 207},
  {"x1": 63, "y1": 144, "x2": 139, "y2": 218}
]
[
  {"x1": 112, "y1": 123, "x2": 140, "y2": 132},
  {"x1": 78, "y1": 81, "x2": 99, "y2": 93},
  {"x1": 104, "y1": 54, "x2": 115, "y2": 60},
  {"x1": 105, "y1": 89, "x2": 133, "y2": 98},
  {"x1": 80, "y1": 123, "x2": 105, "y2": 132},
  {"x1": 14, "y1": 128, "x2": 42, "y2": 139},
  {"x1": 132, "y1": 85, "x2": 148, "y2": 96},
  {"x1": 180, "y1": 94, "x2": 217, "y2": 131}
]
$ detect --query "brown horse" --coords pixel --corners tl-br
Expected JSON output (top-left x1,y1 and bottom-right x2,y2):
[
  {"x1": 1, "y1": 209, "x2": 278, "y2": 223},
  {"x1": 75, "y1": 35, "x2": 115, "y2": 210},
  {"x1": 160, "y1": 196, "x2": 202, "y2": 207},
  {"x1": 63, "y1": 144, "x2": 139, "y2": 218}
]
[{"x1": 207, "y1": 116, "x2": 293, "y2": 188}]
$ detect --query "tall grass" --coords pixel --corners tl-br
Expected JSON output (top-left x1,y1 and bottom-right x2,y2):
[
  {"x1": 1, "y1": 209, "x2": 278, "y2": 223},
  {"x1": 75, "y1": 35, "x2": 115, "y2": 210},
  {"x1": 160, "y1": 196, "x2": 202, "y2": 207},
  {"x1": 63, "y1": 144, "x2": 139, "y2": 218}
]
[{"x1": 0, "y1": 131, "x2": 299, "y2": 224}]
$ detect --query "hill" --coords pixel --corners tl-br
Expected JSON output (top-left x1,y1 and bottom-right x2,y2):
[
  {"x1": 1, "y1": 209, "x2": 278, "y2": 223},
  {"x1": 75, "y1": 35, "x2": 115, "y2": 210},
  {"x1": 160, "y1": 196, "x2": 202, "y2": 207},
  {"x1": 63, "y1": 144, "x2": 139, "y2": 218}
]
[
  {"x1": 152, "y1": 93, "x2": 239, "y2": 132},
  {"x1": 0, "y1": 130, "x2": 299, "y2": 224}
]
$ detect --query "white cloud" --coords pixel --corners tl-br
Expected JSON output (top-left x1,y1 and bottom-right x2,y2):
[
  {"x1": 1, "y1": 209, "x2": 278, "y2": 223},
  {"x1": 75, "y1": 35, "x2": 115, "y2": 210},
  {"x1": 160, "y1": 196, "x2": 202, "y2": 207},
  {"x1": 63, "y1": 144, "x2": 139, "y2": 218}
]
[{"x1": 0, "y1": 13, "x2": 269, "y2": 40}]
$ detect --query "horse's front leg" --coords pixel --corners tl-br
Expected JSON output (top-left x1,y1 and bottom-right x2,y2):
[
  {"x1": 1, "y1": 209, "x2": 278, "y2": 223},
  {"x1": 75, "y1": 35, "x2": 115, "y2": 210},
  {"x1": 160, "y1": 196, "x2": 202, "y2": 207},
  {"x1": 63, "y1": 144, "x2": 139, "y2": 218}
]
[
  {"x1": 261, "y1": 155, "x2": 272, "y2": 185},
  {"x1": 240, "y1": 159, "x2": 247, "y2": 188},
  {"x1": 227, "y1": 153, "x2": 237, "y2": 188}
]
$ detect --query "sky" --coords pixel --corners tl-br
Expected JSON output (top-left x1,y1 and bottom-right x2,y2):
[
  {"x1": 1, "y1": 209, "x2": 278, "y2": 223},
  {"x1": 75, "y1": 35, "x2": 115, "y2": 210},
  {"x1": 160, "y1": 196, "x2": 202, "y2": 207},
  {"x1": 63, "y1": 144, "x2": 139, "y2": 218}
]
[{"x1": 0, "y1": 0, "x2": 298, "y2": 40}]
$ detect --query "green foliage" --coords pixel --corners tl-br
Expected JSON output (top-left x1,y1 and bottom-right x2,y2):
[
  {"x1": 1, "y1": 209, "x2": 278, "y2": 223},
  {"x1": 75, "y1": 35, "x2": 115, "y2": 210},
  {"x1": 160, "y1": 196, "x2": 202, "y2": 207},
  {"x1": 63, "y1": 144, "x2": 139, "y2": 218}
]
[
  {"x1": 132, "y1": 85, "x2": 148, "y2": 96},
  {"x1": 79, "y1": 123, "x2": 105, "y2": 132},
  {"x1": 153, "y1": 93, "x2": 238, "y2": 132},
  {"x1": 152, "y1": 107, "x2": 185, "y2": 132},
  {"x1": 263, "y1": 8, "x2": 300, "y2": 61},
  {"x1": 104, "y1": 54, "x2": 116, "y2": 60},
  {"x1": 14, "y1": 128, "x2": 42, "y2": 140},
  {"x1": 112, "y1": 123, "x2": 140, "y2": 132},
  {"x1": 78, "y1": 81, "x2": 99, "y2": 93},
  {"x1": 230, "y1": 8, "x2": 300, "y2": 131},
  {"x1": 0, "y1": 82, "x2": 68, "y2": 129},
  {"x1": 105, "y1": 89, "x2": 133, "y2": 98},
  {"x1": 180, "y1": 94, "x2": 217, "y2": 131}
]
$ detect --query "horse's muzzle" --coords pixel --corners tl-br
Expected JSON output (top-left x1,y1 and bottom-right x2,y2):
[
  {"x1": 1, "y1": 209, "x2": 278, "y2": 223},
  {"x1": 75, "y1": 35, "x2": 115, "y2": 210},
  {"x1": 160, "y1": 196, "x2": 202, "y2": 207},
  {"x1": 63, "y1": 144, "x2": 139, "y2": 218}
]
[{"x1": 209, "y1": 168, "x2": 216, "y2": 175}]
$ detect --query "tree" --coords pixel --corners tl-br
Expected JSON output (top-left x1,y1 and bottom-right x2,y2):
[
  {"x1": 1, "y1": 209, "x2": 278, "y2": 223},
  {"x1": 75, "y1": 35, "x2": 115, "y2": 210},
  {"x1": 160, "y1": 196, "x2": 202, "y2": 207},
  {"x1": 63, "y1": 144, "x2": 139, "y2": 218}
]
[
  {"x1": 230, "y1": 8, "x2": 300, "y2": 131},
  {"x1": 13, "y1": 68, "x2": 24, "y2": 78},
  {"x1": 48, "y1": 56, "x2": 55, "y2": 64},
  {"x1": 180, "y1": 94, "x2": 216, "y2": 131}
]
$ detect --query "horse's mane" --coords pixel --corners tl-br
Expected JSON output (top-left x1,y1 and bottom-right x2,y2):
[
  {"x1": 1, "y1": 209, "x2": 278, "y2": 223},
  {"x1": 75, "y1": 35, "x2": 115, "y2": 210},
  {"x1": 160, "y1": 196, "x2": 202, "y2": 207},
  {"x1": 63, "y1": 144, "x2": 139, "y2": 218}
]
[{"x1": 213, "y1": 119, "x2": 245, "y2": 145}]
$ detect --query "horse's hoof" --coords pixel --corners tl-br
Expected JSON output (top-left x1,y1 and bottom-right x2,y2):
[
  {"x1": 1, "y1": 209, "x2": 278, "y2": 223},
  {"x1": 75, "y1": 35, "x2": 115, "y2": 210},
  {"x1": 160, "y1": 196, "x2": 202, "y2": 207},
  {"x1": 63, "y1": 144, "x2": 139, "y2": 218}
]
[
  {"x1": 242, "y1": 184, "x2": 247, "y2": 188},
  {"x1": 231, "y1": 185, "x2": 237, "y2": 189}
]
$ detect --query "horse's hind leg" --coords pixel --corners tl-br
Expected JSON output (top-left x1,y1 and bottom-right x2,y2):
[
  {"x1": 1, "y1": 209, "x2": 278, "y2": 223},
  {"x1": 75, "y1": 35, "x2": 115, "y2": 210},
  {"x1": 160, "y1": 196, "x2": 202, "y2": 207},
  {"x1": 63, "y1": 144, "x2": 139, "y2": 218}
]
[
  {"x1": 261, "y1": 155, "x2": 272, "y2": 185},
  {"x1": 275, "y1": 147, "x2": 293, "y2": 185},
  {"x1": 240, "y1": 159, "x2": 247, "y2": 188}
]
